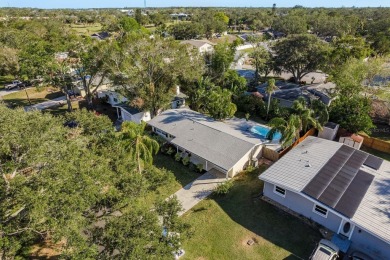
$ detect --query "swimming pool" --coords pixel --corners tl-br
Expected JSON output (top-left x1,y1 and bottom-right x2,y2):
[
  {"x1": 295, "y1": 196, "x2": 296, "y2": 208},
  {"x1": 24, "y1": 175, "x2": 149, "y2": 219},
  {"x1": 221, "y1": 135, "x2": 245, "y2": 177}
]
[{"x1": 250, "y1": 125, "x2": 282, "y2": 141}]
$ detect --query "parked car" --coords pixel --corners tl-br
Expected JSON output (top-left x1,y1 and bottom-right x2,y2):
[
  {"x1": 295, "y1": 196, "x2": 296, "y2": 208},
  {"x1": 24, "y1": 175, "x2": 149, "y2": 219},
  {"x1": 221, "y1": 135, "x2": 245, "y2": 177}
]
[
  {"x1": 4, "y1": 80, "x2": 22, "y2": 90},
  {"x1": 349, "y1": 251, "x2": 374, "y2": 260},
  {"x1": 310, "y1": 239, "x2": 339, "y2": 260}
]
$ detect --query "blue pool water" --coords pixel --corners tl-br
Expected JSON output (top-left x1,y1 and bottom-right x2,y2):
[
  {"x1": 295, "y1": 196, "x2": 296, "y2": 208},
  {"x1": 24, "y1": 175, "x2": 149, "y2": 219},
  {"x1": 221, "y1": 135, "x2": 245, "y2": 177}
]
[{"x1": 250, "y1": 125, "x2": 282, "y2": 141}]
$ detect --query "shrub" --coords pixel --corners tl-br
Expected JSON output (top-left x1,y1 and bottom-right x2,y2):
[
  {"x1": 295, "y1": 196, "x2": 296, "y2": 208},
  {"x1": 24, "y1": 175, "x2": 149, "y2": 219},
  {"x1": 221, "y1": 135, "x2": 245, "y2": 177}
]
[
  {"x1": 196, "y1": 163, "x2": 203, "y2": 173},
  {"x1": 215, "y1": 180, "x2": 234, "y2": 196},
  {"x1": 167, "y1": 146, "x2": 175, "y2": 155},
  {"x1": 160, "y1": 145, "x2": 168, "y2": 154},
  {"x1": 174, "y1": 152, "x2": 181, "y2": 162},
  {"x1": 189, "y1": 162, "x2": 196, "y2": 171},
  {"x1": 182, "y1": 156, "x2": 190, "y2": 166}
]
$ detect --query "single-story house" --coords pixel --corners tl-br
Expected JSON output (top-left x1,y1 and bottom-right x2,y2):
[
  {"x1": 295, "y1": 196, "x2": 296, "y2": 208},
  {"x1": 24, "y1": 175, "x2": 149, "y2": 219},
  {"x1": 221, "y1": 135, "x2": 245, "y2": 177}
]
[
  {"x1": 113, "y1": 103, "x2": 151, "y2": 124},
  {"x1": 148, "y1": 108, "x2": 280, "y2": 177},
  {"x1": 259, "y1": 136, "x2": 390, "y2": 259},
  {"x1": 180, "y1": 40, "x2": 214, "y2": 54}
]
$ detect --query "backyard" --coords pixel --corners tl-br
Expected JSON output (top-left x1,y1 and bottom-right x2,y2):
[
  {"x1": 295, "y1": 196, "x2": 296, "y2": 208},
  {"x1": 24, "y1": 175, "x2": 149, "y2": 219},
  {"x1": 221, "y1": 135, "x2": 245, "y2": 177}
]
[{"x1": 181, "y1": 167, "x2": 322, "y2": 260}]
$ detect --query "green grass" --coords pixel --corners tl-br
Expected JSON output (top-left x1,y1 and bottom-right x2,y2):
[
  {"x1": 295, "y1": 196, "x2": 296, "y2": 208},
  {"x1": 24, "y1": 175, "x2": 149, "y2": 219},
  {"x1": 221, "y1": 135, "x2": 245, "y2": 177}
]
[
  {"x1": 153, "y1": 152, "x2": 200, "y2": 193},
  {"x1": 377, "y1": 89, "x2": 390, "y2": 101},
  {"x1": 69, "y1": 23, "x2": 102, "y2": 35},
  {"x1": 361, "y1": 146, "x2": 390, "y2": 161},
  {"x1": 2, "y1": 87, "x2": 63, "y2": 107},
  {"x1": 181, "y1": 167, "x2": 322, "y2": 260}
]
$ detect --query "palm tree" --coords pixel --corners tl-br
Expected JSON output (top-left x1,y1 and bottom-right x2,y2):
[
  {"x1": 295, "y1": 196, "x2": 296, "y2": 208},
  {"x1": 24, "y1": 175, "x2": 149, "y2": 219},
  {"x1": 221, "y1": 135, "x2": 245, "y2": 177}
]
[
  {"x1": 120, "y1": 121, "x2": 159, "y2": 174},
  {"x1": 292, "y1": 97, "x2": 323, "y2": 133},
  {"x1": 311, "y1": 99, "x2": 329, "y2": 126},
  {"x1": 267, "y1": 114, "x2": 301, "y2": 148},
  {"x1": 266, "y1": 78, "x2": 278, "y2": 119}
]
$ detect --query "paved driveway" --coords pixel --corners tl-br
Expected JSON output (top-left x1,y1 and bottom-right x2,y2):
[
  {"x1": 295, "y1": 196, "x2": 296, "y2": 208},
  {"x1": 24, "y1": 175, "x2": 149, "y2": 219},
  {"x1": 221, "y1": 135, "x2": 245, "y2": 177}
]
[
  {"x1": 24, "y1": 96, "x2": 66, "y2": 111},
  {"x1": 173, "y1": 169, "x2": 226, "y2": 216}
]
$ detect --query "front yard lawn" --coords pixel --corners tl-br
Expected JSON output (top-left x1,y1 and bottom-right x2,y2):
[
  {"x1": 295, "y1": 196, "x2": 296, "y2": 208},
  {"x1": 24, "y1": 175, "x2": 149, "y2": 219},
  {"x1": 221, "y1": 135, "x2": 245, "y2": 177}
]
[
  {"x1": 153, "y1": 152, "x2": 200, "y2": 193},
  {"x1": 181, "y1": 167, "x2": 322, "y2": 260},
  {"x1": 2, "y1": 87, "x2": 63, "y2": 107}
]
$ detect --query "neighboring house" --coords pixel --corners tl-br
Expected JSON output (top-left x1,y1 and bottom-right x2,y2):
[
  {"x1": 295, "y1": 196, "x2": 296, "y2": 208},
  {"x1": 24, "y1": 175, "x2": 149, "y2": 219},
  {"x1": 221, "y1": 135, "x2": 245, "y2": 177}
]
[
  {"x1": 259, "y1": 136, "x2": 390, "y2": 259},
  {"x1": 257, "y1": 81, "x2": 334, "y2": 107},
  {"x1": 113, "y1": 103, "x2": 151, "y2": 124},
  {"x1": 72, "y1": 76, "x2": 112, "y2": 97},
  {"x1": 97, "y1": 90, "x2": 128, "y2": 106},
  {"x1": 148, "y1": 108, "x2": 280, "y2": 177},
  {"x1": 180, "y1": 40, "x2": 214, "y2": 54},
  {"x1": 91, "y1": 32, "x2": 110, "y2": 40}
]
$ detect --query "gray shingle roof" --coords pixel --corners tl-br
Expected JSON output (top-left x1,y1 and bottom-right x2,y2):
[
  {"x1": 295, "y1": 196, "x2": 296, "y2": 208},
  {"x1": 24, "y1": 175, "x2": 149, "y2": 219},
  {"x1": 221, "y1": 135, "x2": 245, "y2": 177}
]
[
  {"x1": 259, "y1": 136, "x2": 390, "y2": 245},
  {"x1": 148, "y1": 109, "x2": 262, "y2": 171}
]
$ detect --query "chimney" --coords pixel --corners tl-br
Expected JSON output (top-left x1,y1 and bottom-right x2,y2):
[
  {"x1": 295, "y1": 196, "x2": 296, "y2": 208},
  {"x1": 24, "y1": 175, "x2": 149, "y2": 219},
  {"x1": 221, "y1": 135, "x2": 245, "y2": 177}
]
[{"x1": 176, "y1": 85, "x2": 180, "y2": 95}]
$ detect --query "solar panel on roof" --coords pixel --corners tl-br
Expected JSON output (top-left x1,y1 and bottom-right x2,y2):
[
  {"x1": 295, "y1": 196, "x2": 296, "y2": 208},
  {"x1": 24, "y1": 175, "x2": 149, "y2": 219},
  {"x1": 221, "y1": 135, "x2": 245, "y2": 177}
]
[
  {"x1": 303, "y1": 145, "x2": 373, "y2": 218},
  {"x1": 303, "y1": 145, "x2": 352, "y2": 198},
  {"x1": 363, "y1": 155, "x2": 383, "y2": 170},
  {"x1": 334, "y1": 170, "x2": 374, "y2": 218}
]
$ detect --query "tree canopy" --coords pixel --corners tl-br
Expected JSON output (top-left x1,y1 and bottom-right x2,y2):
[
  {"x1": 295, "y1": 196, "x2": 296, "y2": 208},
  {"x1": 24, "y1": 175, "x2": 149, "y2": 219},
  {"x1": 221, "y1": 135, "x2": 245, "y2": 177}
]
[
  {"x1": 0, "y1": 106, "x2": 185, "y2": 259},
  {"x1": 272, "y1": 34, "x2": 328, "y2": 83}
]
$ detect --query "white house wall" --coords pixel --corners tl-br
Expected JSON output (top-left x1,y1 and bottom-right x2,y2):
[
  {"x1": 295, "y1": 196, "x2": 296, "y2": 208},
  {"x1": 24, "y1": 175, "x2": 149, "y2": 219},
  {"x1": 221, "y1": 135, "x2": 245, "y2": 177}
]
[
  {"x1": 230, "y1": 145, "x2": 263, "y2": 177},
  {"x1": 263, "y1": 182, "x2": 342, "y2": 232},
  {"x1": 262, "y1": 181, "x2": 390, "y2": 259},
  {"x1": 350, "y1": 226, "x2": 390, "y2": 259}
]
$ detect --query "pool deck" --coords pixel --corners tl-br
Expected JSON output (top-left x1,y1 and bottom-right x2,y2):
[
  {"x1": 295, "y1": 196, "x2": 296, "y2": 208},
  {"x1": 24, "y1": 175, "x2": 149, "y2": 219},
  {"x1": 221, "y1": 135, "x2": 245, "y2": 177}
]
[{"x1": 220, "y1": 117, "x2": 281, "y2": 147}]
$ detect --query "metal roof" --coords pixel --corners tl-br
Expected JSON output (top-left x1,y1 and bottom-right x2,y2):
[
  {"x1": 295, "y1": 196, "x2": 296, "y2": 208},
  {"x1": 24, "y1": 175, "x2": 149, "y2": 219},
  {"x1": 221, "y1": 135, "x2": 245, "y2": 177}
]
[
  {"x1": 148, "y1": 109, "x2": 264, "y2": 171},
  {"x1": 259, "y1": 136, "x2": 390, "y2": 245}
]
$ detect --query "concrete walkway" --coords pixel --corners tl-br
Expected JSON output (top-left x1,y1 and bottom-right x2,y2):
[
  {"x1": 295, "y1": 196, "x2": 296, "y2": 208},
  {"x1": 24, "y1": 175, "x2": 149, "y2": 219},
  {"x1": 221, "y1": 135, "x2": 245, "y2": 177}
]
[
  {"x1": 173, "y1": 169, "x2": 226, "y2": 216},
  {"x1": 25, "y1": 96, "x2": 66, "y2": 111}
]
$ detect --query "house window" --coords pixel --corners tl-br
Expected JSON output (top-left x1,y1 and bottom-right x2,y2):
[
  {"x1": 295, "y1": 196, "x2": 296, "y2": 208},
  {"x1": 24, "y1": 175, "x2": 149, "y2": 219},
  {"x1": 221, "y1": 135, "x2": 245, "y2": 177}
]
[
  {"x1": 274, "y1": 185, "x2": 286, "y2": 197},
  {"x1": 313, "y1": 204, "x2": 328, "y2": 217}
]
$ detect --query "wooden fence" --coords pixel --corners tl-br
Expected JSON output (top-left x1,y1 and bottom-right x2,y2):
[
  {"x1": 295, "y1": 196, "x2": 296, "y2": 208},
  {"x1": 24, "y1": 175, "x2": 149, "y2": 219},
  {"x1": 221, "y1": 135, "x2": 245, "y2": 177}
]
[
  {"x1": 263, "y1": 128, "x2": 316, "y2": 161},
  {"x1": 360, "y1": 133, "x2": 390, "y2": 153}
]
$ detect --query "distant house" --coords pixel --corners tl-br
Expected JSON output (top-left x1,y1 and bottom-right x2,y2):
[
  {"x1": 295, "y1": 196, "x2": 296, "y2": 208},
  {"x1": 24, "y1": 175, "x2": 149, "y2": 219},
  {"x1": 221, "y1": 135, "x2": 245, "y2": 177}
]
[
  {"x1": 91, "y1": 32, "x2": 110, "y2": 41},
  {"x1": 257, "y1": 81, "x2": 334, "y2": 107},
  {"x1": 148, "y1": 108, "x2": 281, "y2": 177},
  {"x1": 97, "y1": 90, "x2": 128, "y2": 106},
  {"x1": 180, "y1": 40, "x2": 214, "y2": 54},
  {"x1": 260, "y1": 136, "x2": 390, "y2": 259}
]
